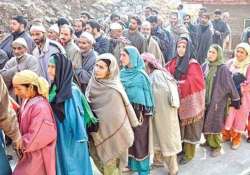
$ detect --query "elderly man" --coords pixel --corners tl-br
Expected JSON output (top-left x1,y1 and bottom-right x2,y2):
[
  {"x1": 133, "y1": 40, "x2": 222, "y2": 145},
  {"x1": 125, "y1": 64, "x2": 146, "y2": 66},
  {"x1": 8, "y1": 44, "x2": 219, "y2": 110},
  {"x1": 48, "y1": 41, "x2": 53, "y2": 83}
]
[
  {"x1": 30, "y1": 23, "x2": 65, "y2": 80},
  {"x1": 75, "y1": 32, "x2": 97, "y2": 92},
  {"x1": 108, "y1": 23, "x2": 130, "y2": 63},
  {"x1": 86, "y1": 20, "x2": 110, "y2": 54},
  {"x1": 0, "y1": 75, "x2": 21, "y2": 175},
  {"x1": 59, "y1": 24, "x2": 81, "y2": 68},
  {"x1": 0, "y1": 38, "x2": 39, "y2": 93},
  {"x1": 0, "y1": 15, "x2": 35, "y2": 59},
  {"x1": 141, "y1": 21, "x2": 165, "y2": 66},
  {"x1": 123, "y1": 16, "x2": 147, "y2": 53},
  {"x1": 48, "y1": 24, "x2": 60, "y2": 41}
]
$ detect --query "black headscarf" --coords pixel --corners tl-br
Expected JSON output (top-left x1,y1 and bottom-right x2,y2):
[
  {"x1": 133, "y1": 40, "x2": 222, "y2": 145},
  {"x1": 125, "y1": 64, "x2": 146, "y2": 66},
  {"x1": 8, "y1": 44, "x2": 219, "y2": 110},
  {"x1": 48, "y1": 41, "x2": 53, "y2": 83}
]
[
  {"x1": 49, "y1": 53, "x2": 73, "y2": 122},
  {"x1": 174, "y1": 36, "x2": 192, "y2": 80}
]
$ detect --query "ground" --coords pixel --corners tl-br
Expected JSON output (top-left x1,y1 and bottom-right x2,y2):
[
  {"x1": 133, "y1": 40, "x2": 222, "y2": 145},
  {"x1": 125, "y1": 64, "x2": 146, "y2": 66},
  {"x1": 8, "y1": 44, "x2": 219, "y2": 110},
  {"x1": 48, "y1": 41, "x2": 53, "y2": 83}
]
[{"x1": 8, "y1": 136, "x2": 250, "y2": 175}]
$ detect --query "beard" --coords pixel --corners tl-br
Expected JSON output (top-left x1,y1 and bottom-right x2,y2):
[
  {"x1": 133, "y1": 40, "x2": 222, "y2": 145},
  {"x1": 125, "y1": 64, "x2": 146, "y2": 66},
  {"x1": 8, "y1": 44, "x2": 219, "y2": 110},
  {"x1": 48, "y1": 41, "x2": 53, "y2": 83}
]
[{"x1": 143, "y1": 34, "x2": 150, "y2": 40}]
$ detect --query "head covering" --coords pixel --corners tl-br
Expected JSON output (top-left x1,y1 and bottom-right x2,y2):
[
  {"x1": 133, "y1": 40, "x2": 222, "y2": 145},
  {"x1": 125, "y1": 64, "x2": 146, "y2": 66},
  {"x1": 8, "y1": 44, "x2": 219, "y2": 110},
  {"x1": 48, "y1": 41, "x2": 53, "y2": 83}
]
[
  {"x1": 48, "y1": 53, "x2": 73, "y2": 122},
  {"x1": 120, "y1": 46, "x2": 154, "y2": 108},
  {"x1": 205, "y1": 44, "x2": 224, "y2": 105},
  {"x1": 57, "y1": 17, "x2": 70, "y2": 27},
  {"x1": 110, "y1": 22, "x2": 123, "y2": 30},
  {"x1": 174, "y1": 36, "x2": 192, "y2": 80},
  {"x1": 12, "y1": 15, "x2": 27, "y2": 28},
  {"x1": 48, "y1": 24, "x2": 59, "y2": 34},
  {"x1": 12, "y1": 38, "x2": 28, "y2": 48},
  {"x1": 12, "y1": 70, "x2": 49, "y2": 99},
  {"x1": 233, "y1": 42, "x2": 250, "y2": 75},
  {"x1": 141, "y1": 52, "x2": 163, "y2": 71},
  {"x1": 80, "y1": 32, "x2": 95, "y2": 45},
  {"x1": 30, "y1": 23, "x2": 46, "y2": 33}
]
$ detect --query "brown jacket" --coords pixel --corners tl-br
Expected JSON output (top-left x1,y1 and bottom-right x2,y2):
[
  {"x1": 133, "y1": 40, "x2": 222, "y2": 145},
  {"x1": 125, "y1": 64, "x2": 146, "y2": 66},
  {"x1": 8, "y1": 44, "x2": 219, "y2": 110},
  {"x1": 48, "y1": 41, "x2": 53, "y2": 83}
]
[{"x1": 0, "y1": 75, "x2": 21, "y2": 142}]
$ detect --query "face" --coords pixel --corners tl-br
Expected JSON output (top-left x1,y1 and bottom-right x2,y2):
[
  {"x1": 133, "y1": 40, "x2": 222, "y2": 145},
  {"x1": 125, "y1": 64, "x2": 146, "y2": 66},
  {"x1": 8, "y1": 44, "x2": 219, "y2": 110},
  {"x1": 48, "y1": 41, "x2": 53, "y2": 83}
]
[
  {"x1": 129, "y1": 19, "x2": 138, "y2": 31},
  {"x1": 120, "y1": 50, "x2": 130, "y2": 67},
  {"x1": 111, "y1": 17, "x2": 120, "y2": 23},
  {"x1": 59, "y1": 27, "x2": 72, "y2": 45},
  {"x1": 78, "y1": 37, "x2": 92, "y2": 53},
  {"x1": 141, "y1": 25, "x2": 151, "y2": 37},
  {"x1": 80, "y1": 15, "x2": 89, "y2": 24},
  {"x1": 183, "y1": 15, "x2": 191, "y2": 25},
  {"x1": 13, "y1": 84, "x2": 33, "y2": 99},
  {"x1": 31, "y1": 31, "x2": 45, "y2": 45},
  {"x1": 177, "y1": 43, "x2": 187, "y2": 57},
  {"x1": 214, "y1": 14, "x2": 221, "y2": 20},
  {"x1": 12, "y1": 45, "x2": 27, "y2": 58},
  {"x1": 236, "y1": 47, "x2": 248, "y2": 62},
  {"x1": 74, "y1": 21, "x2": 83, "y2": 33},
  {"x1": 200, "y1": 15, "x2": 209, "y2": 25},
  {"x1": 10, "y1": 20, "x2": 22, "y2": 33},
  {"x1": 94, "y1": 60, "x2": 110, "y2": 79},
  {"x1": 47, "y1": 30, "x2": 59, "y2": 41},
  {"x1": 110, "y1": 29, "x2": 123, "y2": 38},
  {"x1": 144, "y1": 8, "x2": 151, "y2": 17},
  {"x1": 85, "y1": 24, "x2": 93, "y2": 34},
  {"x1": 207, "y1": 47, "x2": 218, "y2": 62},
  {"x1": 48, "y1": 63, "x2": 56, "y2": 81},
  {"x1": 169, "y1": 14, "x2": 178, "y2": 26}
]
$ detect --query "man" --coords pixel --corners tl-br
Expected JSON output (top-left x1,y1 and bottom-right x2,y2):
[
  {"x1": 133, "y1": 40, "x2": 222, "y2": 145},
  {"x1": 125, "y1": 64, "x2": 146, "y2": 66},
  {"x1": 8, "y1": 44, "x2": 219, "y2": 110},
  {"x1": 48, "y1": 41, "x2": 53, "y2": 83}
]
[
  {"x1": 86, "y1": 20, "x2": 110, "y2": 54},
  {"x1": 108, "y1": 22, "x2": 130, "y2": 63},
  {"x1": 196, "y1": 13, "x2": 213, "y2": 64},
  {"x1": 0, "y1": 75, "x2": 21, "y2": 175},
  {"x1": 59, "y1": 24, "x2": 82, "y2": 68},
  {"x1": 0, "y1": 38, "x2": 39, "y2": 96},
  {"x1": 141, "y1": 21, "x2": 165, "y2": 66},
  {"x1": 212, "y1": 9, "x2": 229, "y2": 47},
  {"x1": 144, "y1": 6, "x2": 153, "y2": 19},
  {"x1": 222, "y1": 12, "x2": 232, "y2": 50},
  {"x1": 147, "y1": 15, "x2": 174, "y2": 62},
  {"x1": 30, "y1": 23, "x2": 65, "y2": 80},
  {"x1": 123, "y1": 16, "x2": 147, "y2": 53},
  {"x1": 75, "y1": 32, "x2": 97, "y2": 92},
  {"x1": 184, "y1": 14, "x2": 198, "y2": 54},
  {"x1": 166, "y1": 11, "x2": 189, "y2": 56},
  {"x1": 74, "y1": 19, "x2": 84, "y2": 38},
  {"x1": 80, "y1": 11, "x2": 93, "y2": 27},
  {"x1": 48, "y1": 24, "x2": 60, "y2": 41},
  {"x1": 0, "y1": 15, "x2": 35, "y2": 59},
  {"x1": 177, "y1": 4, "x2": 187, "y2": 24},
  {"x1": 0, "y1": 49, "x2": 8, "y2": 69}
]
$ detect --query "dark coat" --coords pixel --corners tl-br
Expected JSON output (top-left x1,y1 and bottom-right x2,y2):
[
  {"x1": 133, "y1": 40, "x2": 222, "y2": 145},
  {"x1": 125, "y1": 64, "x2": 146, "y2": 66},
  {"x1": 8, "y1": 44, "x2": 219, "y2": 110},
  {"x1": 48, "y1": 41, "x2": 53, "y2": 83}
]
[
  {"x1": 196, "y1": 25, "x2": 213, "y2": 65},
  {"x1": 94, "y1": 34, "x2": 110, "y2": 54},
  {"x1": 202, "y1": 64, "x2": 240, "y2": 133}
]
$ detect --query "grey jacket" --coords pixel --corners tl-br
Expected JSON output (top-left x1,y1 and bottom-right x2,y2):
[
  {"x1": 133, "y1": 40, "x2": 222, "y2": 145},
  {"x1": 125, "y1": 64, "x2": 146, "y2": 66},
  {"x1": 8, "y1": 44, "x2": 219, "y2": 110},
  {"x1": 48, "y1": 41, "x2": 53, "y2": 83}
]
[{"x1": 64, "y1": 40, "x2": 82, "y2": 68}]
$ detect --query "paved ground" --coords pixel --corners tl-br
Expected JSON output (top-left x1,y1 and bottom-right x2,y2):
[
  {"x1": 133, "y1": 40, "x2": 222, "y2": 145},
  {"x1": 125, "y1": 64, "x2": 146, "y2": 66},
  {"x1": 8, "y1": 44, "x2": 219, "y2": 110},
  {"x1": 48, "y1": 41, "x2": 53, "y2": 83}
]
[{"x1": 8, "y1": 137, "x2": 250, "y2": 175}]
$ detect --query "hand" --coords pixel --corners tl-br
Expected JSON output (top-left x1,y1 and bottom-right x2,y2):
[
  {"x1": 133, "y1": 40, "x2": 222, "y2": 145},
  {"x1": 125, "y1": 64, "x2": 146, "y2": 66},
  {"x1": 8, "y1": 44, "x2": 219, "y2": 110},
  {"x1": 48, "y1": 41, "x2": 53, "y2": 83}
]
[{"x1": 13, "y1": 138, "x2": 22, "y2": 150}]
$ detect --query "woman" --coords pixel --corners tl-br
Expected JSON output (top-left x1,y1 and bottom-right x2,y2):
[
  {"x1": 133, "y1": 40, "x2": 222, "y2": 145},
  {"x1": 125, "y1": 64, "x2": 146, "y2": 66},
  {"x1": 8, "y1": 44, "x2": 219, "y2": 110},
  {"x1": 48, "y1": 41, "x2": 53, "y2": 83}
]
[
  {"x1": 223, "y1": 43, "x2": 250, "y2": 149},
  {"x1": 86, "y1": 53, "x2": 139, "y2": 175},
  {"x1": 142, "y1": 53, "x2": 181, "y2": 175},
  {"x1": 120, "y1": 46, "x2": 154, "y2": 175},
  {"x1": 202, "y1": 44, "x2": 240, "y2": 156},
  {"x1": 12, "y1": 70, "x2": 57, "y2": 175},
  {"x1": 47, "y1": 53, "x2": 94, "y2": 175},
  {"x1": 165, "y1": 36, "x2": 205, "y2": 164}
]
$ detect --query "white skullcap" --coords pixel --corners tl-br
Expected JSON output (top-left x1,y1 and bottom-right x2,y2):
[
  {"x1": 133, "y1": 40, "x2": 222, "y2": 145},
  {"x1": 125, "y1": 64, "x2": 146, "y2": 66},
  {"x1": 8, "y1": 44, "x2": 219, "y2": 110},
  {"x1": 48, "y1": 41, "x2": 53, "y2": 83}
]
[
  {"x1": 12, "y1": 38, "x2": 28, "y2": 48},
  {"x1": 30, "y1": 24, "x2": 46, "y2": 33},
  {"x1": 48, "y1": 24, "x2": 59, "y2": 34},
  {"x1": 110, "y1": 23, "x2": 123, "y2": 30},
  {"x1": 80, "y1": 32, "x2": 95, "y2": 45}
]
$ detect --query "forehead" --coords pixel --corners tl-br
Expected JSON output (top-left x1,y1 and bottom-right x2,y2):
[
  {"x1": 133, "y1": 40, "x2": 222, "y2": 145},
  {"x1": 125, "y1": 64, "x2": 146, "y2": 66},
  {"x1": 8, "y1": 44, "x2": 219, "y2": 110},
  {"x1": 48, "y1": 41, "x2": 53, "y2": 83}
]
[
  {"x1": 130, "y1": 18, "x2": 137, "y2": 24},
  {"x1": 60, "y1": 27, "x2": 71, "y2": 33},
  {"x1": 31, "y1": 31, "x2": 44, "y2": 35},
  {"x1": 11, "y1": 19, "x2": 20, "y2": 24}
]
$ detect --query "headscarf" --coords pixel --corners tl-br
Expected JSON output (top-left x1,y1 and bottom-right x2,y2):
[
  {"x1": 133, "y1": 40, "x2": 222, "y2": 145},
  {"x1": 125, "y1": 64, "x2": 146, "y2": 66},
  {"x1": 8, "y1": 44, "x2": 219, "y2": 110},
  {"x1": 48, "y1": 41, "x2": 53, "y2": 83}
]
[
  {"x1": 12, "y1": 70, "x2": 49, "y2": 99},
  {"x1": 233, "y1": 42, "x2": 250, "y2": 75},
  {"x1": 141, "y1": 52, "x2": 164, "y2": 71},
  {"x1": 174, "y1": 36, "x2": 192, "y2": 80},
  {"x1": 48, "y1": 53, "x2": 73, "y2": 122},
  {"x1": 205, "y1": 44, "x2": 224, "y2": 105},
  {"x1": 120, "y1": 46, "x2": 154, "y2": 108}
]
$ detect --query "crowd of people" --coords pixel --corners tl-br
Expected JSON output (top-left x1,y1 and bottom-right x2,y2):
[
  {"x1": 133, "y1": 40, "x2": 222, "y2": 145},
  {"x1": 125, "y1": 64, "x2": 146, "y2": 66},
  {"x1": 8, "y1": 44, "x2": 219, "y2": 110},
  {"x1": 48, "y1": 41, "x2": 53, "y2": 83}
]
[{"x1": 0, "y1": 3, "x2": 250, "y2": 175}]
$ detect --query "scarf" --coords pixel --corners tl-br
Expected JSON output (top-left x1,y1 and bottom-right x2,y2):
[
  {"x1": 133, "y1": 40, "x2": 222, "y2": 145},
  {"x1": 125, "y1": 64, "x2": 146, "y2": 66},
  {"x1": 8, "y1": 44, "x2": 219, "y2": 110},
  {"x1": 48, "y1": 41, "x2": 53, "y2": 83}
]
[
  {"x1": 12, "y1": 70, "x2": 49, "y2": 99},
  {"x1": 232, "y1": 43, "x2": 250, "y2": 76},
  {"x1": 48, "y1": 53, "x2": 73, "y2": 122},
  {"x1": 205, "y1": 44, "x2": 224, "y2": 105},
  {"x1": 120, "y1": 46, "x2": 154, "y2": 108}
]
